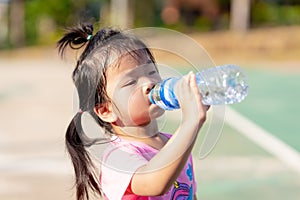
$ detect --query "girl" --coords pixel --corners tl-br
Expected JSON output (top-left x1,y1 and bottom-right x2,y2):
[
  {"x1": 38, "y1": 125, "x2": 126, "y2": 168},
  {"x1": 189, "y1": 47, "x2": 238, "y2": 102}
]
[{"x1": 58, "y1": 23, "x2": 208, "y2": 200}]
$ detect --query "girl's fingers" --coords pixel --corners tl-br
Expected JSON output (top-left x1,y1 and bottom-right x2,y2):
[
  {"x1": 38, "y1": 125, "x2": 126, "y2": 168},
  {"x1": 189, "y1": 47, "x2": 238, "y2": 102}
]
[
  {"x1": 182, "y1": 71, "x2": 192, "y2": 83},
  {"x1": 177, "y1": 71, "x2": 205, "y2": 109},
  {"x1": 189, "y1": 72, "x2": 201, "y2": 100},
  {"x1": 189, "y1": 72, "x2": 197, "y2": 91},
  {"x1": 204, "y1": 105, "x2": 210, "y2": 111}
]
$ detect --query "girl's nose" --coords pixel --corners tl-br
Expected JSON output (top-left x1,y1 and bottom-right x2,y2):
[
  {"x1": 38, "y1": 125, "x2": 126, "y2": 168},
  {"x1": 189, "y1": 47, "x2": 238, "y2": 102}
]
[{"x1": 143, "y1": 82, "x2": 155, "y2": 95}]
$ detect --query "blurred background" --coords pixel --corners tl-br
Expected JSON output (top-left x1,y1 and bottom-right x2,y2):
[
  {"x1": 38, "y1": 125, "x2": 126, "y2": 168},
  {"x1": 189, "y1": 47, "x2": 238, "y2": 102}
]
[
  {"x1": 1, "y1": 0, "x2": 300, "y2": 48},
  {"x1": 0, "y1": 0, "x2": 300, "y2": 200}
]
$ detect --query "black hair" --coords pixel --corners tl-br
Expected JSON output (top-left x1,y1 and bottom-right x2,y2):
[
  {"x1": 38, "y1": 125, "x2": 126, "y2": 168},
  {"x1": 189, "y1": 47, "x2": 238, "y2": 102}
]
[{"x1": 57, "y1": 23, "x2": 155, "y2": 200}]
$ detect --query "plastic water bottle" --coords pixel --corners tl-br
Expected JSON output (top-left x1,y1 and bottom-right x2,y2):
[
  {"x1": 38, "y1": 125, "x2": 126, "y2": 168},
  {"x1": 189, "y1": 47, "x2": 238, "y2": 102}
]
[{"x1": 149, "y1": 64, "x2": 249, "y2": 110}]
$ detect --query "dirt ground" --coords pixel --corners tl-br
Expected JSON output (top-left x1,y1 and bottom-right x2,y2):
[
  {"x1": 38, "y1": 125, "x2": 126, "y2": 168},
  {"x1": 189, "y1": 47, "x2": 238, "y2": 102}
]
[{"x1": 0, "y1": 26, "x2": 299, "y2": 200}]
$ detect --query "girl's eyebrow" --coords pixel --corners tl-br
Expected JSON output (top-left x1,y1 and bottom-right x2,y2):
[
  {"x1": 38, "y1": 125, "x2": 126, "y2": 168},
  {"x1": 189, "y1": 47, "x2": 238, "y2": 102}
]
[{"x1": 145, "y1": 60, "x2": 154, "y2": 64}]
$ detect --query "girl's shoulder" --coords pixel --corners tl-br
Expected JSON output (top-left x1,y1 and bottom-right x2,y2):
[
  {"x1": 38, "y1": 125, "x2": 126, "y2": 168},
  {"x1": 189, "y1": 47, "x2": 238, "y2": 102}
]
[{"x1": 101, "y1": 132, "x2": 172, "y2": 162}]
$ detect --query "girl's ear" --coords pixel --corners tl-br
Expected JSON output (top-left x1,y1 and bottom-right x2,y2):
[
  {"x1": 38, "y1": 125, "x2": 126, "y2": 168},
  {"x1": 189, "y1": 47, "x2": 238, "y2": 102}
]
[{"x1": 94, "y1": 102, "x2": 117, "y2": 123}]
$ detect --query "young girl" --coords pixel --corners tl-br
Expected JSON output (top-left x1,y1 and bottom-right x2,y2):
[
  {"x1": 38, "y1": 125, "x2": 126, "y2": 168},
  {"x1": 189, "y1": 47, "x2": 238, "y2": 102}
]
[{"x1": 58, "y1": 23, "x2": 208, "y2": 200}]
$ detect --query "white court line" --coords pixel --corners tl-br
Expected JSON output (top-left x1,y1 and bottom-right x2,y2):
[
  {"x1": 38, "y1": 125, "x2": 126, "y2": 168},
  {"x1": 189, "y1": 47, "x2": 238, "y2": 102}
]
[
  {"x1": 226, "y1": 107, "x2": 300, "y2": 175},
  {"x1": 0, "y1": 155, "x2": 72, "y2": 175},
  {"x1": 0, "y1": 129, "x2": 72, "y2": 175}
]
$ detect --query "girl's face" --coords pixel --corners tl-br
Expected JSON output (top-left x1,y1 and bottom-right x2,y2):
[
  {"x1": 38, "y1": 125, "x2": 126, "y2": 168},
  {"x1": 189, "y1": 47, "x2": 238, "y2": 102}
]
[{"x1": 105, "y1": 53, "x2": 164, "y2": 127}]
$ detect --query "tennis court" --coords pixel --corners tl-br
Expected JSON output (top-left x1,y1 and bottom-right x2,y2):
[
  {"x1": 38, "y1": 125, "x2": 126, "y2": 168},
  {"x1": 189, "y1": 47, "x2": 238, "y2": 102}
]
[
  {"x1": 159, "y1": 65, "x2": 300, "y2": 200},
  {"x1": 1, "y1": 27, "x2": 300, "y2": 200}
]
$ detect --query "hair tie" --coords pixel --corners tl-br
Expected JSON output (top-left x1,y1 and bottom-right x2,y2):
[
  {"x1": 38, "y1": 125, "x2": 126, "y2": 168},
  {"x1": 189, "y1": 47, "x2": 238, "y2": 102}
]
[
  {"x1": 86, "y1": 35, "x2": 93, "y2": 41},
  {"x1": 78, "y1": 109, "x2": 84, "y2": 114}
]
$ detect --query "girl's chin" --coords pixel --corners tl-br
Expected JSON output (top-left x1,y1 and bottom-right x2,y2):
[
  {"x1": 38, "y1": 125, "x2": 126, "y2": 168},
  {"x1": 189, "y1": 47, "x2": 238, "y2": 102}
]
[
  {"x1": 149, "y1": 104, "x2": 165, "y2": 119},
  {"x1": 115, "y1": 106, "x2": 165, "y2": 127}
]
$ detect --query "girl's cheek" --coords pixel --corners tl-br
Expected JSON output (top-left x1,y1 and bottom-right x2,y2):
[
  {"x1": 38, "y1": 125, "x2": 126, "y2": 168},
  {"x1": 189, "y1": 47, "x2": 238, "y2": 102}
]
[
  {"x1": 128, "y1": 108, "x2": 151, "y2": 125},
  {"x1": 113, "y1": 86, "x2": 151, "y2": 125},
  {"x1": 129, "y1": 88, "x2": 149, "y2": 108},
  {"x1": 127, "y1": 92, "x2": 151, "y2": 124}
]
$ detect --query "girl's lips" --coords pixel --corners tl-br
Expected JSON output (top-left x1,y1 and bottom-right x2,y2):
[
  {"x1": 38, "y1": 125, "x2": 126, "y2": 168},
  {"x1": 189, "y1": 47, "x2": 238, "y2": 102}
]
[
  {"x1": 148, "y1": 97, "x2": 152, "y2": 105},
  {"x1": 147, "y1": 85, "x2": 156, "y2": 105}
]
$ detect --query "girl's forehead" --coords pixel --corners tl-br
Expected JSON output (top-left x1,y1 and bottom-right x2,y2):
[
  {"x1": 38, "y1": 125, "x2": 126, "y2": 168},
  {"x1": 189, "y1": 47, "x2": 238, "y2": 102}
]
[
  {"x1": 106, "y1": 53, "x2": 152, "y2": 77},
  {"x1": 105, "y1": 54, "x2": 155, "y2": 95}
]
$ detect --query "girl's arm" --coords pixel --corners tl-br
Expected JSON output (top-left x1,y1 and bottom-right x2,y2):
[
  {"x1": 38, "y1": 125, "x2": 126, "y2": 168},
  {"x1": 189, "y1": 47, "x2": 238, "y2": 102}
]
[{"x1": 131, "y1": 72, "x2": 207, "y2": 196}]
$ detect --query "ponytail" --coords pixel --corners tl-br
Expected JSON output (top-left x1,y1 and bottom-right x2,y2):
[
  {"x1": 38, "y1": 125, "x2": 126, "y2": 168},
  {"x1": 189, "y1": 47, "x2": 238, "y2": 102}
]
[
  {"x1": 57, "y1": 23, "x2": 94, "y2": 57},
  {"x1": 65, "y1": 113, "x2": 102, "y2": 200}
]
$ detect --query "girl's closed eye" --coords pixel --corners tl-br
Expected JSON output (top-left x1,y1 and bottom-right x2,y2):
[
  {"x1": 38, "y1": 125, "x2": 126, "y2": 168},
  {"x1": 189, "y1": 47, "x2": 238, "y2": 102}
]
[{"x1": 122, "y1": 79, "x2": 137, "y2": 87}]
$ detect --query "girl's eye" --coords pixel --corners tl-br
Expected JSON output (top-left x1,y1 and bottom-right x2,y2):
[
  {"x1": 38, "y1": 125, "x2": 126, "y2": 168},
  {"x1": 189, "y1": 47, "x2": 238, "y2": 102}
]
[{"x1": 123, "y1": 80, "x2": 136, "y2": 87}]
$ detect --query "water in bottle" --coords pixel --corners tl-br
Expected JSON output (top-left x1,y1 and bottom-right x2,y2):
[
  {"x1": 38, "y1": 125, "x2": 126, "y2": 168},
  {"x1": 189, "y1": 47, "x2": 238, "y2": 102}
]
[{"x1": 149, "y1": 64, "x2": 249, "y2": 110}]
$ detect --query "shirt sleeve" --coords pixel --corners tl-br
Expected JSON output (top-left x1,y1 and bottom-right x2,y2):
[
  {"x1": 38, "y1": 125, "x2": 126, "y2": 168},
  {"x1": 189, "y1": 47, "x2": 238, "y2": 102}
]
[{"x1": 100, "y1": 144, "x2": 148, "y2": 200}]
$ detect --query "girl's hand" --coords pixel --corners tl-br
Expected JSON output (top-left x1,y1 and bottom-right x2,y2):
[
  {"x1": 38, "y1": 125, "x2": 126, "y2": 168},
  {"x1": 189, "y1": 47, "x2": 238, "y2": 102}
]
[
  {"x1": 130, "y1": 72, "x2": 209, "y2": 196},
  {"x1": 174, "y1": 71, "x2": 208, "y2": 125}
]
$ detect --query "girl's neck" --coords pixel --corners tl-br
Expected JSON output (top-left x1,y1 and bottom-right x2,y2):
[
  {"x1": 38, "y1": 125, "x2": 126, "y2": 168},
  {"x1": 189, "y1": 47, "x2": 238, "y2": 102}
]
[
  {"x1": 112, "y1": 119, "x2": 160, "y2": 140},
  {"x1": 112, "y1": 120, "x2": 163, "y2": 140},
  {"x1": 112, "y1": 120, "x2": 168, "y2": 150}
]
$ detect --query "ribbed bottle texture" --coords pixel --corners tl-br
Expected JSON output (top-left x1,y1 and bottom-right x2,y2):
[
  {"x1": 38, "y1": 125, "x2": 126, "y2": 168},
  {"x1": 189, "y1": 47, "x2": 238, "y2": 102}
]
[{"x1": 149, "y1": 64, "x2": 249, "y2": 110}]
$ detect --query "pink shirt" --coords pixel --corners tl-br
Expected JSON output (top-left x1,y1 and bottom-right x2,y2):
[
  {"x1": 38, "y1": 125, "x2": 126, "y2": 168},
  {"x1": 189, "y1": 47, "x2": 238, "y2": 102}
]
[{"x1": 100, "y1": 133, "x2": 197, "y2": 200}]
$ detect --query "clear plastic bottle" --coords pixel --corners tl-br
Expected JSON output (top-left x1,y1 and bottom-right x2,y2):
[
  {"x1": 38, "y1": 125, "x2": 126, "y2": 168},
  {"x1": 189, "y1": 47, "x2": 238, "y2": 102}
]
[{"x1": 149, "y1": 64, "x2": 249, "y2": 110}]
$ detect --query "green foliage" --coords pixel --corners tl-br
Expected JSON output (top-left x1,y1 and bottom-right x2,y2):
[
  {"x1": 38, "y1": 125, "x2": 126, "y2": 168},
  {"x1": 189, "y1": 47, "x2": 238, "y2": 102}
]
[
  {"x1": 133, "y1": 0, "x2": 158, "y2": 27},
  {"x1": 20, "y1": 0, "x2": 300, "y2": 46},
  {"x1": 194, "y1": 17, "x2": 212, "y2": 32},
  {"x1": 24, "y1": 0, "x2": 95, "y2": 45},
  {"x1": 278, "y1": 5, "x2": 300, "y2": 24},
  {"x1": 251, "y1": 1, "x2": 300, "y2": 27}
]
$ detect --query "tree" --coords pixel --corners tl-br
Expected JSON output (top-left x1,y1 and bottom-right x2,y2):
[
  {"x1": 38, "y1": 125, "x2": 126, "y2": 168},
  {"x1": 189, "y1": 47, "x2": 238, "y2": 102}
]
[
  {"x1": 230, "y1": 0, "x2": 251, "y2": 32},
  {"x1": 10, "y1": 0, "x2": 25, "y2": 47},
  {"x1": 110, "y1": 0, "x2": 133, "y2": 28}
]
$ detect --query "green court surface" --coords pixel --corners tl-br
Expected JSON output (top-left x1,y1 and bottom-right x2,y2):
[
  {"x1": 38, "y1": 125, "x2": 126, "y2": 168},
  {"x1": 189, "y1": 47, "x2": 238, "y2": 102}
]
[
  {"x1": 1, "y1": 51, "x2": 299, "y2": 200},
  {"x1": 162, "y1": 66, "x2": 300, "y2": 152},
  {"x1": 161, "y1": 115, "x2": 300, "y2": 200},
  {"x1": 159, "y1": 66, "x2": 300, "y2": 200},
  {"x1": 233, "y1": 68, "x2": 300, "y2": 151}
]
